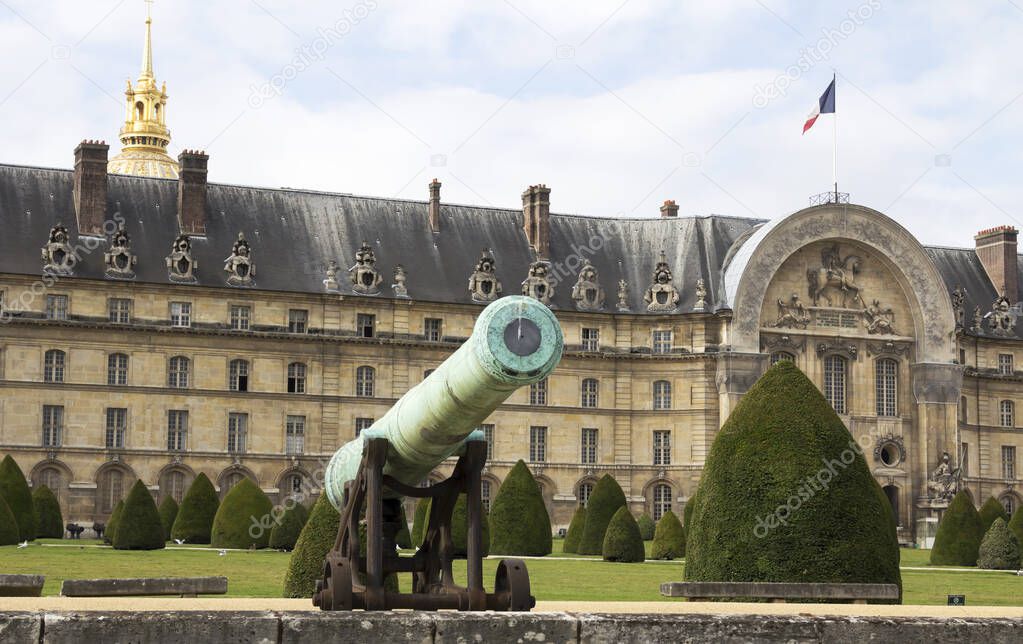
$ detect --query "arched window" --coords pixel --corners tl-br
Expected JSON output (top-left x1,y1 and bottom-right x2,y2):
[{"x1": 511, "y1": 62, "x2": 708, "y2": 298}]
[
  {"x1": 107, "y1": 353, "x2": 128, "y2": 386},
  {"x1": 162, "y1": 470, "x2": 187, "y2": 504},
  {"x1": 581, "y1": 378, "x2": 598, "y2": 408},
  {"x1": 44, "y1": 349, "x2": 66, "y2": 383},
  {"x1": 135, "y1": 101, "x2": 145, "y2": 120},
  {"x1": 287, "y1": 362, "x2": 306, "y2": 394},
  {"x1": 770, "y1": 352, "x2": 795, "y2": 365},
  {"x1": 577, "y1": 481, "x2": 594, "y2": 507},
  {"x1": 36, "y1": 466, "x2": 66, "y2": 509},
  {"x1": 1002, "y1": 495, "x2": 1017, "y2": 517},
  {"x1": 1001, "y1": 400, "x2": 1015, "y2": 428},
  {"x1": 284, "y1": 473, "x2": 304, "y2": 501},
  {"x1": 653, "y1": 483, "x2": 672, "y2": 521},
  {"x1": 229, "y1": 359, "x2": 249, "y2": 392},
  {"x1": 823, "y1": 355, "x2": 848, "y2": 414},
  {"x1": 99, "y1": 468, "x2": 125, "y2": 514},
  {"x1": 875, "y1": 359, "x2": 898, "y2": 417},
  {"x1": 168, "y1": 356, "x2": 190, "y2": 388},
  {"x1": 653, "y1": 380, "x2": 672, "y2": 410},
  {"x1": 221, "y1": 471, "x2": 244, "y2": 497},
  {"x1": 481, "y1": 479, "x2": 492, "y2": 513},
  {"x1": 355, "y1": 366, "x2": 375, "y2": 397}
]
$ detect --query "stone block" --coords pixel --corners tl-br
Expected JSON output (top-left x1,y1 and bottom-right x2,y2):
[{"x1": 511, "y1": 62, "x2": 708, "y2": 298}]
[
  {"x1": 280, "y1": 612, "x2": 432, "y2": 644},
  {"x1": 433, "y1": 611, "x2": 578, "y2": 644},
  {"x1": 42, "y1": 611, "x2": 279, "y2": 644},
  {"x1": 0, "y1": 613, "x2": 42, "y2": 642}
]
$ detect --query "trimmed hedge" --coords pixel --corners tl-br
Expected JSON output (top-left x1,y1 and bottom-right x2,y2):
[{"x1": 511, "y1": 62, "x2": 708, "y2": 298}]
[
  {"x1": 158, "y1": 496, "x2": 179, "y2": 541},
  {"x1": 489, "y1": 460, "x2": 552, "y2": 556},
  {"x1": 979, "y1": 497, "x2": 1010, "y2": 532},
  {"x1": 32, "y1": 485, "x2": 63, "y2": 539},
  {"x1": 636, "y1": 513, "x2": 655, "y2": 541},
  {"x1": 0, "y1": 455, "x2": 36, "y2": 541},
  {"x1": 411, "y1": 497, "x2": 431, "y2": 547},
  {"x1": 602, "y1": 506, "x2": 645, "y2": 563},
  {"x1": 105, "y1": 500, "x2": 125, "y2": 545},
  {"x1": 683, "y1": 490, "x2": 698, "y2": 531},
  {"x1": 562, "y1": 505, "x2": 586, "y2": 553},
  {"x1": 0, "y1": 495, "x2": 20, "y2": 545},
  {"x1": 978, "y1": 518, "x2": 1021, "y2": 570},
  {"x1": 171, "y1": 473, "x2": 219, "y2": 544},
  {"x1": 113, "y1": 480, "x2": 166, "y2": 550},
  {"x1": 211, "y1": 478, "x2": 274, "y2": 549},
  {"x1": 270, "y1": 500, "x2": 309, "y2": 551},
  {"x1": 683, "y1": 361, "x2": 902, "y2": 599},
  {"x1": 284, "y1": 493, "x2": 340, "y2": 598},
  {"x1": 577, "y1": 474, "x2": 626, "y2": 555},
  {"x1": 931, "y1": 490, "x2": 984, "y2": 566},
  {"x1": 450, "y1": 493, "x2": 490, "y2": 557},
  {"x1": 651, "y1": 509, "x2": 685, "y2": 560},
  {"x1": 1010, "y1": 506, "x2": 1023, "y2": 549}
]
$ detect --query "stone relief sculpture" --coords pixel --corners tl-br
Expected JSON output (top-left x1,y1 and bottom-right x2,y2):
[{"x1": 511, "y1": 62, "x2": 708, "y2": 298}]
[
  {"x1": 223, "y1": 232, "x2": 255, "y2": 286},
  {"x1": 165, "y1": 234, "x2": 197, "y2": 283},
  {"x1": 693, "y1": 278, "x2": 708, "y2": 312},
  {"x1": 807, "y1": 243, "x2": 863, "y2": 307},
  {"x1": 925, "y1": 451, "x2": 961, "y2": 502},
  {"x1": 643, "y1": 252, "x2": 680, "y2": 312},
  {"x1": 972, "y1": 305, "x2": 983, "y2": 332},
  {"x1": 350, "y1": 242, "x2": 383, "y2": 295},
  {"x1": 863, "y1": 299, "x2": 897, "y2": 335},
  {"x1": 41, "y1": 224, "x2": 76, "y2": 276},
  {"x1": 616, "y1": 279, "x2": 630, "y2": 312},
  {"x1": 468, "y1": 250, "x2": 502, "y2": 302},
  {"x1": 773, "y1": 293, "x2": 811, "y2": 329},
  {"x1": 521, "y1": 260, "x2": 554, "y2": 304},
  {"x1": 570, "y1": 260, "x2": 604, "y2": 311},
  {"x1": 951, "y1": 286, "x2": 966, "y2": 331},
  {"x1": 987, "y1": 295, "x2": 1017, "y2": 335},
  {"x1": 103, "y1": 223, "x2": 137, "y2": 279},
  {"x1": 323, "y1": 260, "x2": 340, "y2": 293},
  {"x1": 392, "y1": 265, "x2": 409, "y2": 298}
]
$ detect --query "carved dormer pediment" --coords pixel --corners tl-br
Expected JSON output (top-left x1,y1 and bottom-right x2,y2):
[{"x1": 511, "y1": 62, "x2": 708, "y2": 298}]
[
  {"x1": 643, "y1": 252, "x2": 680, "y2": 312},
  {"x1": 166, "y1": 234, "x2": 197, "y2": 283},
  {"x1": 42, "y1": 224, "x2": 76, "y2": 276},
  {"x1": 350, "y1": 242, "x2": 382, "y2": 295},
  {"x1": 104, "y1": 223, "x2": 137, "y2": 279},
  {"x1": 571, "y1": 260, "x2": 604, "y2": 311},
  {"x1": 223, "y1": 232, "x2": 255, "y2": 286},
  {"x1": 522, "y1": 260, "x2": 554, "y2": 305},
  {"x1": 469, "y1": 250, "x2": 502, "y2": 303}
]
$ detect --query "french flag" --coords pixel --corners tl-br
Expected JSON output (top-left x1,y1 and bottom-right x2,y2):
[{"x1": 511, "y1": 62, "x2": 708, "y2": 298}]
[{"x1": 802, "y1": 78, "x2": 835, "y2": 134}]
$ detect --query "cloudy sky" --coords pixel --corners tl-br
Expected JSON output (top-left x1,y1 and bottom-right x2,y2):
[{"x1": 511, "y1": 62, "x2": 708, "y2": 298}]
[{"x1": 0, "y1": 0, "x2": 1021, "y2": 247}]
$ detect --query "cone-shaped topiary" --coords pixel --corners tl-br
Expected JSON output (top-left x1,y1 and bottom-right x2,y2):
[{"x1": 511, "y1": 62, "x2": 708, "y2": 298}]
[
  {"x1": 450, "y1": 493, "x2": 491, "y2": 557},
  {"x1": 269, "y1": 500, "x2": 309, "y2": 551},
  {"x1": 602, "y1": 506, "x2": 645, "y2": 563},
  {"x1": 411, "y1": 497, "x2": 431, "y2": 547},
  {"x1": 171, "y1": 473, "x2": 219, "y2": 544},
  {"x1": 211, "y1": 478, "x2": 274, "y2": 549},
  {"x1": 1010, "y1": 506, "x2": 1023, "y2": 549},
  {"x1": 283, "y1": 493, "x2": 340, "y2": 598},
  {"x1": 0, "y1": 495, "x2": 20, "y2": 545},
  {"x1": 577, "y1": 474, "x2": 626, "y2": 555},
  {"x1": 158, "y1": 496, "x2": 179, "y2": 541},
  {"x1": 684, "y1": 362, "x2": 901, "y2": 599},
  {"x1": 32, "y1": 485, "x2": 63, "y2": 539},
  {"x1": 636, "y1": 513, "x2": 655, "y2": 541},
  {"x1": 931, "y1": 490, "x2": 984, "y2": 566},
  {"x1": 562, "y1": 505, "x2": 586, "y2": 553},
  {"x1": 113, "y1": 480, "x2": 166, "y2": 550},
  {"x1": 979, "y1": 497, "x2": 1010, "y2": 532},
  {"x1": 0, "y1": 455, "x2": 36, "y2": 541},
  {"x1": 651, "y1": 509, "x2": 686, "y2": 560},
  {"x1": 395, "y1": 504, "x2": 412, "y2": 549},
  {"x1": 978, "y1": 518, "x2": 1022, "y2": 570},
  {"x1": 683, "y1": 490, "x2": 698, "y2": 531},
  {"x1": 105, "y1": 499, "x2": 125, "y2": 545},
  {"x1": 489, "y1": 460, "x2": 552, "y2": 556}
]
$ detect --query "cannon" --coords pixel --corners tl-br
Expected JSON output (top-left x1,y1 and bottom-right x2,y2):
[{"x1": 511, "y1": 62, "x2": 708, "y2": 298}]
[{"x1": 314, "y1": 296, "x2": 563, "y2": 611}]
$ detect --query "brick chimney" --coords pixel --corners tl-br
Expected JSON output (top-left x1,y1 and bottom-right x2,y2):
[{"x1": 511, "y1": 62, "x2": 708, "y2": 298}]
[
  {"x1": 975, "y1": 225, "x2": 1019, "y2": 301},
  {"x1": 73, "y1": 140, "x2": 109, "y2": 235},
  {"x1": 177, "y1": 150, "x2": 209, "y2": 235},
  {"x1": 428, "y1": 178, "x2": 442, "y2": 233},
  {"x1": 660, "y1": 199, "x2": 679, "y2": 218},
  {"x1": 521, "y1": 184, "x2": 551, "y2": 258}
]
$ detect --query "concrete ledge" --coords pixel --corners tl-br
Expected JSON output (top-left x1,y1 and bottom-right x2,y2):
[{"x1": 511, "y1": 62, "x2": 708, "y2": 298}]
[
  {"x1": 60, "y1": 577, "x2": 228, "y2": 597},
  {"x1": 0, "y1": 574, "x2": 45, "y2": 597},
  {"x1": 660, "y1": 581, "x2": 900, "y2": 602}
]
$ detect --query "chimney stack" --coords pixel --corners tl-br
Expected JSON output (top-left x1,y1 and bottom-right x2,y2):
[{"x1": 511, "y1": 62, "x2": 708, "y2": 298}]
[
  {"x1": 73, "y1": 140, "x2": 109, "y2": 235},
  {"x1": 660, "y1": 199, "x2": 679, "y2": 218},
  {"x1": 522, "y1": 184, "x2": 551, "y2": 258},
  {"x1": 975, "y1": 226, "x2": 1019, "y2": 301},
  {"x1": 428, "y1": 178, "x2": 442, "y2": 233},
  {"x1": 177, "y1": 150, "x2": 209, "y2": 235}
]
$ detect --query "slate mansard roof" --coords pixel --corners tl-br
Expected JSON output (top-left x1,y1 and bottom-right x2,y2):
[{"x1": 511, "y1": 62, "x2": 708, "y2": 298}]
[{"x1": 0, "y1": 163, "x2": 761, "y2": 313}]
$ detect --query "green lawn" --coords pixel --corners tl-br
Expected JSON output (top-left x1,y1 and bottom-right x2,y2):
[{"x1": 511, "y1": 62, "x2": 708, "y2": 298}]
[{"x1": 1, "y1": 540, "x2": 1019, "y2": 605}]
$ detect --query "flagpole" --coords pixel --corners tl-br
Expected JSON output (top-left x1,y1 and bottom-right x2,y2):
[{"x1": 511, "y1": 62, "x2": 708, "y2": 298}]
[{"x1": 832, "y1": 72, "x2": 838, "y2": 203}]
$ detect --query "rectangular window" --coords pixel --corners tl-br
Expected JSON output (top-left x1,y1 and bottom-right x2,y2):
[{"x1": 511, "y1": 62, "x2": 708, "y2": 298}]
[
  {"x1": 581, "y1": 327, "x2": 599, "y2": 352},
  {"x1": 286, "y1": 415, "x2": 306, "y2": 455},
  {"x1": 42, "y1": 405, "x2": 64, "y2": 447},
  {"x1": 170, "y1": 302, "x2": 191, "y2": 328},
  {"x1": 108, "y1": 298, "x2": 132, "y2": 324},
  {"x1": 288, "y1": 309, "x2": 308, "y2": 333},
  {"x1": 653, "y1": 430, "x2": 671, "y2": 466},
  {"x1": 1003, "y1": 446, "x2": 1017, "y2": 480},
  {"x1": 228, "y1": 413, "x2": 248, "y2": 454},
  {"x1": 105, "y1": 408, "x2": 127, "y2": 449},
  {"x1": 479, "y1": 423, "x2": 495, "y2": 461},
  {"x1": 999, "y1": 354, "x2": 1014, "y2": 375},
  {"x1": 357, "y1": 313, "x2": 375, "y2": 338},
  {"x1": 581, "y1": 378, "x2": 598, "y2": 408},
  {"x1": 355, "y1": 417, "x2": 374, "y2": 438},
  {"x1": 230, "y1": 305, "x2": 251, "y2": 331},
  {"x1": 424, "y1": 318, "x2": 443, "y2": 342},
  {"x1": 875, "y1": 359, "x2": 898, "y2": 417},
  {"x1": 167, "y1": 410, "x2": 188, "y2": 451},
  {"x1": 824, "y1": 355, "x2": 848, "y2": 414},
  {"x1": 581, "y1": 428, "x2": 598, "y2": 465},
  {"x1": 45, "y1": 294, "x2": 68, "y2": 321},
  {"x1": 529, "y1": 426, "x2": 547, "y2": 462},
  {"x1": 529, "y1": 378, "x2": 548, "y2": 406},
  {"x1": 652, "y1": 330, "x2": 672, "y2": 354}
]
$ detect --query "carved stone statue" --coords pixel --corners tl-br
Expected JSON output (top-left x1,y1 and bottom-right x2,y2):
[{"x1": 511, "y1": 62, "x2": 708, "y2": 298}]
[
  {"x1": 807, "y1": 243, "x2": 863, "y2": 308},
  {"x1": 773, "y1": 293, "x2": 810, "y2": 329},
  {"x1": 103, "y1": 223, "x2": 136, "y2": 279},
  {"x1": 41, "y1": 224, "x2": 76, "y2": 276},
  {"x1": 951, "y1": 286, "x2": 966, "y2": 330},
  {"x1": 643, "y1": 252, "x2": 680, "y2": 312},
  {"x1": 468, "y1": 250, "x2": 502, "y2": 303},
  {"x1": 571, "y1": 260, "x2": 604, "y2": 311},
  {"x1": 863, "y1": 299, "x2": 897, "y2": 335},
  {"x1": 616, "y1": 279, "x2": 630, "y2": 312},
  {"x1": 392, "y1": 265, "x2": 409, "y2": 298},
  {"x1": 987, "y1": 295, "x2": 1016, "y2": 335},
  {"x1": 350, "y1": 242, "x2": 382, "y2": 295},
  {"x1": 926, "y1": 451, "x2": 961, "y2": 502},
  {"x1": 165, "y1": 235, "x2": 197, "y2": 283},
  {"x1": 521, "y1": 260, "x2": 554, "y2": 304},
  {"x1": 223, "y1": 232, "x2": 255, "y2": 286},
  {"x1": 323, "y1": 260, "x2": 340, "y2": 293},
  {"x1": 693, "y1": 278, "x2": 708, "y2": 312},
  {"x1": 973, "y1": 305, "x2": 983, "y2": 332}
]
